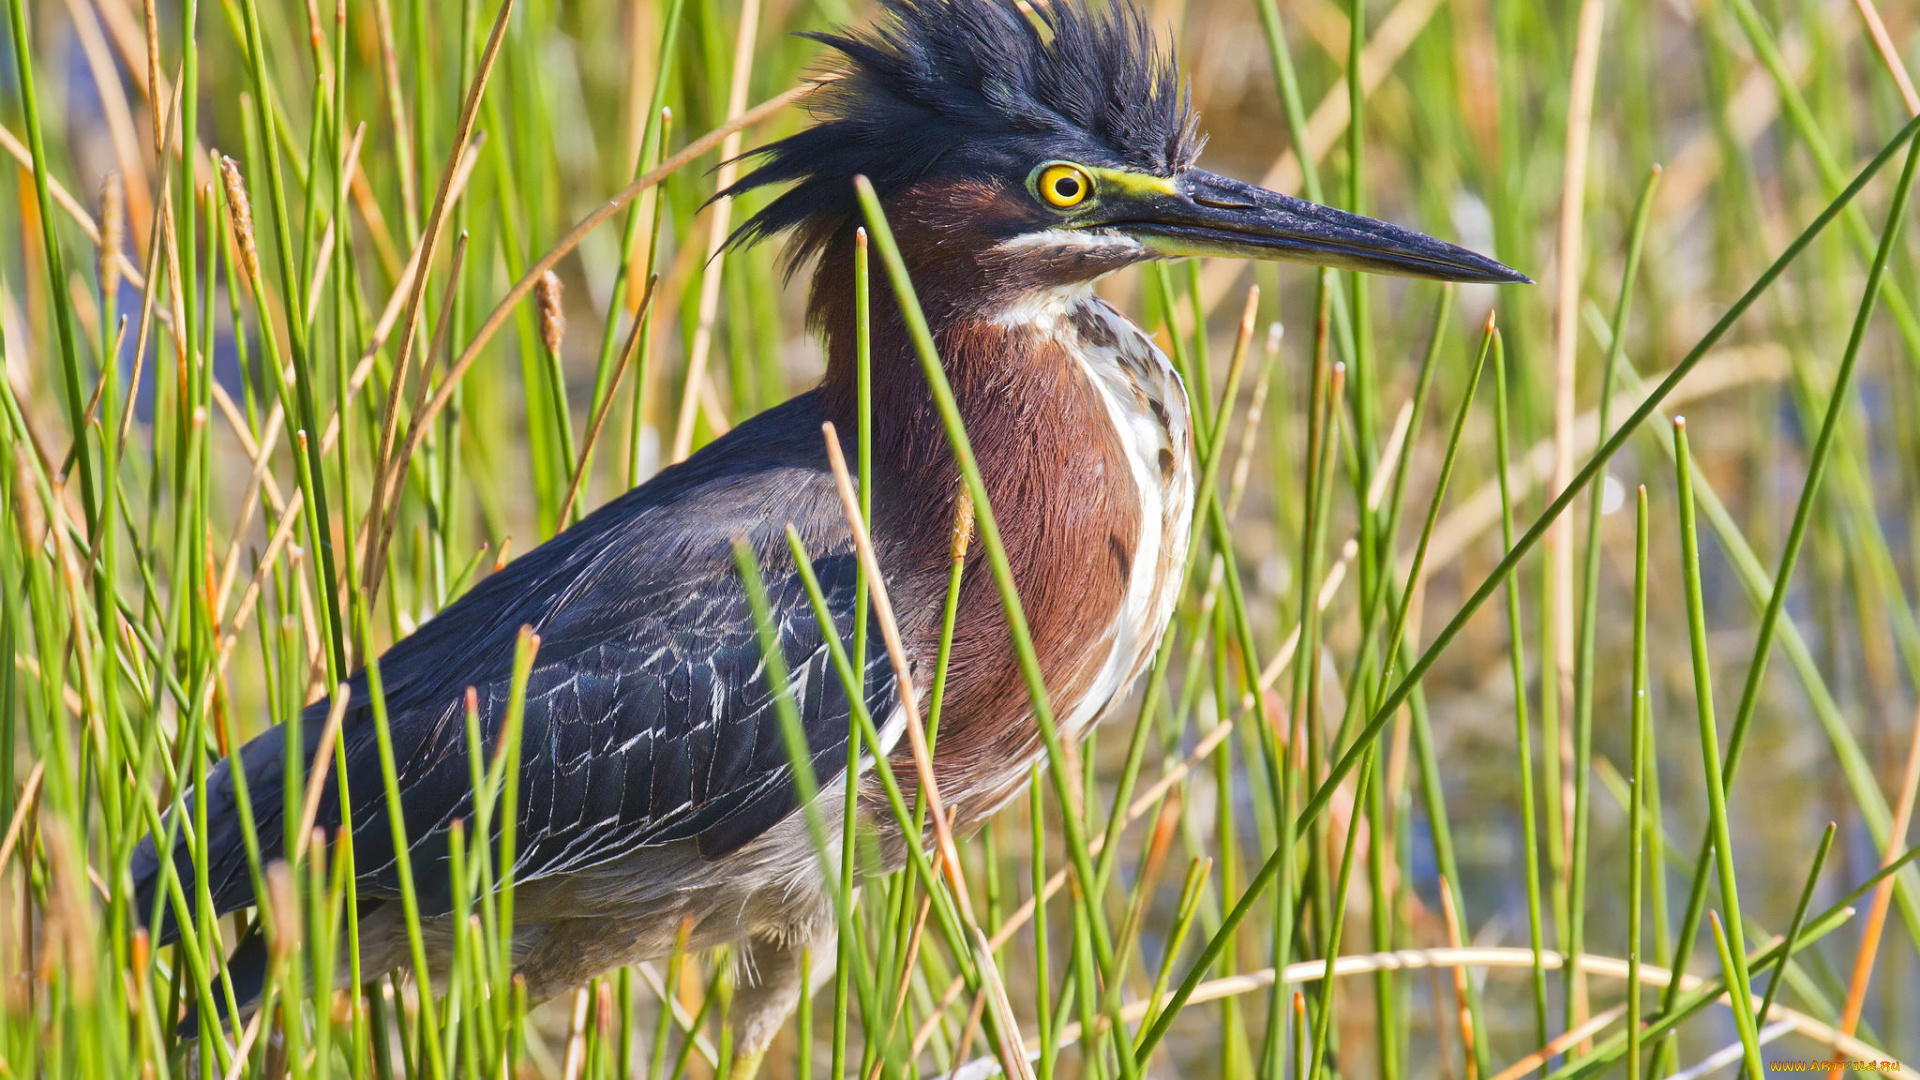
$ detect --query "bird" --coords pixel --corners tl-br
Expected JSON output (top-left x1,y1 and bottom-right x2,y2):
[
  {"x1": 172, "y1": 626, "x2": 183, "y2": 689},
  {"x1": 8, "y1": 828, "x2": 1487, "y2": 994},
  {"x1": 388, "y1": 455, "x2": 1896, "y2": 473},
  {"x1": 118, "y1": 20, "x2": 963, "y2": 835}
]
[{"x1": 132, "y1": 0, "x2": 1524, "y2": 1070}]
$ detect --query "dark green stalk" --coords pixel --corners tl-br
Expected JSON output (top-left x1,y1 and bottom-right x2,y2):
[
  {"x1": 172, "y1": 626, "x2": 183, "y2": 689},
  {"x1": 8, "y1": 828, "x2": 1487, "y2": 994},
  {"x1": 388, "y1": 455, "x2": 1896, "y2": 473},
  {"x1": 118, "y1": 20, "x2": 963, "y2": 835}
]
[
  {"x1": 667, "y1": 968, "x2": 726, "y2": 1080},
  {"x1": 785, "y1": 526, "x2": 1014, "y2": 1068},
  {"x1": 731, "y1": 539, "x2": 888, "y2": 1050},
  {"x1": 1550, "y1": 841, "x2": 1920, "y2": 1078},
  {"x1": 1627, "y1": 483, "x2": 1649, "y2": 1080},
  {"x1": 1071, "y1": 890, "x2": 1107, "y2": 1079},
  {"x1": 591, "y1": 0, "x2": 688, "y2": 428},
  {"x1": 1321, "y1": 108, "x2": 1920, "y2": 842},
  {"x1": 1246, "y1": 0, "x2": 1355, "y2": 363},
  {"x1": 1207, "y1": 602, "x2": 1242, "y2": 1080},
  {"x1": 852, "y1": 177, "x2": 1140, "y2": 1078},
  {"x1": 1033, "y1": 771, "x2": 1057, "y2": 1080},
  {"x1": 1364, "y1": 728, "x2": 1396, "y2": 1080},
  {"x1": 4, "y1": 0, "x2": 99, "y2": 525},
  {"x1": 1138, "y1": 115, "x2": 1920, "y2": 1057},
  {"x1": 796, "y1": 949, "x2": 812, "y2": 1080},
  {"x1": 1708, "y1": 911, "x2": 1764, "y2": 1080},
  {"x1": 854, "y1": 228, "x2": 873, "y2": 667},
  {"x1": 235, "y1": 0, "x2": 349, "y2": 681},
  {"x1": 1610, "y1": 345, "x2": 1920, "y2": 1042},
  {"x1": 624, "y1": 107, "x2": 675, "y2": 474},
  {"x1": 1494, "y1": 327, "x2": 1550, "y2": 1049},
  {"x1": 1643, "y1": 680, "x2": 1673, "y2": 1071},
  {"x1": 1673, "y1": 418, "x2": 1757, "y2": 1080},
  {"x1": 1375, "y1": 317, "x2": 1493, "y2": 712},
  {"x1": 1307, "y1": 747, "x2": 1373, "y2": 1080},
  {"x1": 1657, "y1": 121, "x2": 1920, "y2": 1034},
  {"x1": 490, "y1": 631, "x2": 537, "y2": 1038},
  {"x1": 1136, "y1": 856, "x2": 1207, "y2": 1049},
  {"x1": 924, "y1": 496, "x2": 969, "y2": 746},
  {"x1": 1758, "y1": 822, "x2": 1835, "y2": 1029},
  {"x1": 360, "y1": 611, "x2": 448, "y2": 1080},
  {"x1": 1567, "y1": 167, "x2": 1661, "y2": 1039},
  {"x1": 836, "y1": 227, "x2": 873, "y2": 1080},
  {"x1": 1288, "y1": 285, "x2": 1339, "y2": 1061},
  {"x1": 1376, "y1": 288, "x2": 1455, "y2": 608}
]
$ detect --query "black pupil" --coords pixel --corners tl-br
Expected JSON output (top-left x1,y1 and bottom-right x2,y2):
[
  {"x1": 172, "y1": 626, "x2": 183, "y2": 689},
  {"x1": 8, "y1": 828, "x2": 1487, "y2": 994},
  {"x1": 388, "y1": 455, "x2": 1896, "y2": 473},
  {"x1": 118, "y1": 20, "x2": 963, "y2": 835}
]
[{"x1": 1055, "y1": 176, "x2": 1079, "y2": 198}]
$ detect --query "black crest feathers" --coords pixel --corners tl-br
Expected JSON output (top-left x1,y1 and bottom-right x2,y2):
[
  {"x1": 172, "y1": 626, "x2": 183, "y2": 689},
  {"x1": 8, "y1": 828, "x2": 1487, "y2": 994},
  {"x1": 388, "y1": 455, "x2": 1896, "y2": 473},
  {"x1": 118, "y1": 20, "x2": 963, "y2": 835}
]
[{"x1": 723, "y1": 0, "x2": 1201, "y2": 264}]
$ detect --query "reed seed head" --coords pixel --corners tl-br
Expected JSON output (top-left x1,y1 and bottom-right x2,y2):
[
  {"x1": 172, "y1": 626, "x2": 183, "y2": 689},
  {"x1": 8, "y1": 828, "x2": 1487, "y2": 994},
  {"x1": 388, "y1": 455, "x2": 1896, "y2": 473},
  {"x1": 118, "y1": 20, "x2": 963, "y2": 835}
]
[
  {"x1": 537, "y1": 270, "x2": 566, "y2": 355},
  {"x1": 98, "y1": 173, "x2": 124, "y2": 298},
  {"x1": 217, "y1": 155, "x2": 263, "y2": 284}
]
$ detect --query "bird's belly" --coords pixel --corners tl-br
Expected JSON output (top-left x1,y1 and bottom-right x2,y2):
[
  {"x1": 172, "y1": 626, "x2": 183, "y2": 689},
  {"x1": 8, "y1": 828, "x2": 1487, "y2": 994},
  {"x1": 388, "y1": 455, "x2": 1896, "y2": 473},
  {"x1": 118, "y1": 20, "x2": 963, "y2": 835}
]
[{"x1": 1058, "y1": 299, "x2": 1195, "y2": 736}]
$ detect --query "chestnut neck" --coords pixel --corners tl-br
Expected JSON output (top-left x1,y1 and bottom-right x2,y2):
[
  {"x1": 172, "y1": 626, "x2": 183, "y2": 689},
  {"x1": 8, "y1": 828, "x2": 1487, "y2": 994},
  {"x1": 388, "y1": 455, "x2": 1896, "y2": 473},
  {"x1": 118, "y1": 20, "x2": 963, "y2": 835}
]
[{"x1": 808, "y1": 230, "x2": 995, "y2": 610}]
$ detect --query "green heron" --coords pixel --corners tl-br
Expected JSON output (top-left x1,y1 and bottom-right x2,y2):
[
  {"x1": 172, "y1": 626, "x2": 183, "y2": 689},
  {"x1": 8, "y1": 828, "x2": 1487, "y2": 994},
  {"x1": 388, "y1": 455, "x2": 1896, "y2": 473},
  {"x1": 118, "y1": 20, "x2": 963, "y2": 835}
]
[{"x1": 134, "y1": 0, "x2": 1523, "y2": 1068}]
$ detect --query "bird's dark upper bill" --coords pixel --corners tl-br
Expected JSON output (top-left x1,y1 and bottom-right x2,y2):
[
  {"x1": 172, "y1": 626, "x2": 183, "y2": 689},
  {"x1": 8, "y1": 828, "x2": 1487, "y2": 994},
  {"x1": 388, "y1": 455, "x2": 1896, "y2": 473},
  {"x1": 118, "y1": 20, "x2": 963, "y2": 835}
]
[{"x1": 1109, "y1": 170, "x2": 1530, "y2": 285}]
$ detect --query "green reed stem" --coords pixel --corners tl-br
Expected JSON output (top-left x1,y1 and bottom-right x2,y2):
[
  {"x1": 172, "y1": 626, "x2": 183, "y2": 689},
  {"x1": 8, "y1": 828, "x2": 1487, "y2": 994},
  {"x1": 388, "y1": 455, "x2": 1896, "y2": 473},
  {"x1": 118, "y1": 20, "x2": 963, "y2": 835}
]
[
  {"x1": 1307, "y1": 747, "x2": 1372, "y2": 1080},
  {"x1": 1375, "y1": 316, "x2": 1491, "y2": 716},
  {"x1": 1322, "y1": 109, "x2": 1920, "y2": 830},
  {"x1": 4, "y1": 0, "x2": 100, "y2": 528},
  {"x1": 1673, "y1": 416, "x2": 1759, "y2": 1080},
  {"x1": 1567, "y1": 166, "x2": 1661, "y2": 1040},
  {"x1": 852, "y1": 176, "x2": 1140, "y2": 1078},
  {"x1": 1032, "y1": 770, "x2": 1057, "y2": 1080},
  {"x1": 235, "y1": 0, "x2": 350, "y2": 682},
  {"x1": 1139, "y1": 114, "x2": 1920, "y2": 1058},
  {"x1": 1492, "y1": 326, "x2": 1551, "y2": 1050},
  {"x1": 1657, "y1": 121, "x2": 1920, "y2": 1036},
  {"x1": 731, "y1": 539, "x2": 889, "y2": 1048},
  {"x1": 1137, "y1": 855, "x2": 1208, "y2": 1050},
  {"x1": 359, "y1": 616, "x2": 448, "y2": 1080},
  {"x1": 782, "y1": 528, "x2": 971, "y2": 966},
  {"x1": 1759, "y1": 821, "x2": 1835, "y2": 1030},
  {"x1": 1708, "y1": 910, "x2": 1764, "y2": 1080},
  {"x1": 1609, "y1": 345, "x2": 1920, "y2": 1050},
  {"x1": 593, "y1": 0, "x2": 687, "y2": 415},
  {"x1": 1627, "y1": 482, "x2": 1649, "y2": 1080},
  {"x1": 1551, "y1": 841, "x2": 1920, "y2": 1079}
]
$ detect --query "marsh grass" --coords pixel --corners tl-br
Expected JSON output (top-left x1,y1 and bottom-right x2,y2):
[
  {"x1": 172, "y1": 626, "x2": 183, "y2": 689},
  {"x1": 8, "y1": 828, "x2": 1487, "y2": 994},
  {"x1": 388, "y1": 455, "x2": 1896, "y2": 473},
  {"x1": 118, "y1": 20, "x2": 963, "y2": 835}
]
[{"x1": 3, "y1": 0, "x2": 1920, "y2": 1075}]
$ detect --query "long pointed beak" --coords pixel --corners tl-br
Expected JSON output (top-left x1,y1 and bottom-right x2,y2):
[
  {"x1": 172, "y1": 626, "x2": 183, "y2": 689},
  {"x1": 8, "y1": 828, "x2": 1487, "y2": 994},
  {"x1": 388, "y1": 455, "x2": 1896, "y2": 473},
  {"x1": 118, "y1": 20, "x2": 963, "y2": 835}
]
[{"x1": 1103, "y1": 169, "x2": 1529, "y2": 284}]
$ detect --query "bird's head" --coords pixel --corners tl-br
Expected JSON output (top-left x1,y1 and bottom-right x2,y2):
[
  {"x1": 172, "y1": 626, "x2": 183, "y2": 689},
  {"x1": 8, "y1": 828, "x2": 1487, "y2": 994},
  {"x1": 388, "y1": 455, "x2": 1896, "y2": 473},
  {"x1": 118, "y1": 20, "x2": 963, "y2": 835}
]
[{"x1": 726, "y1": 0, "x2": 1526, "y2": 318}]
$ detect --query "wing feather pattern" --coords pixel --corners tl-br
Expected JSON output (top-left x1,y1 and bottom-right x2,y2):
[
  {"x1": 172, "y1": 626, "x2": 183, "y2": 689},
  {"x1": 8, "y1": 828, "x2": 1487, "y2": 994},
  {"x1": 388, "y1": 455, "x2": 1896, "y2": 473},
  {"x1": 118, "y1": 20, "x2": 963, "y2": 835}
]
[{"x1": 132, "y1": 394, "x2": 894, "y2": 933}]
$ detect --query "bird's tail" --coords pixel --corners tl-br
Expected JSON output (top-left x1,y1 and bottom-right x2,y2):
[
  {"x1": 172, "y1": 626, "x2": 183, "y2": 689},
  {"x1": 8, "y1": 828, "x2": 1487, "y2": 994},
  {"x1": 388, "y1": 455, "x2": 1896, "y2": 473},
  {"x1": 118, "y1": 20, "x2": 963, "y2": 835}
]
[{"x1": 129, "y1": 720, "x2": 302, "y2": 947}]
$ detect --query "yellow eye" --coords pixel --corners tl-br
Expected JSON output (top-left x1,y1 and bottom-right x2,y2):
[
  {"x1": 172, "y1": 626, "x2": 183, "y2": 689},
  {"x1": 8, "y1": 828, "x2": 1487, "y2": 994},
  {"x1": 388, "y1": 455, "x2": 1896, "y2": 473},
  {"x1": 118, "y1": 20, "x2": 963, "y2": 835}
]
[{"x1": 1037, "y1": 163, "x2": 1092, "y2": 209}]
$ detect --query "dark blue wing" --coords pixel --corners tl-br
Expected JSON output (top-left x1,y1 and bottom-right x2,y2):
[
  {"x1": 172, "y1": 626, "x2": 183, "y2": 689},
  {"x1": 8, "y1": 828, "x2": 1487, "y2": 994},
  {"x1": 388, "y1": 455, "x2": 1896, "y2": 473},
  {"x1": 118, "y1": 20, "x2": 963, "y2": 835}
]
[{"x1": 133, "y1": 393, "x2": 894, "y2": 929}]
